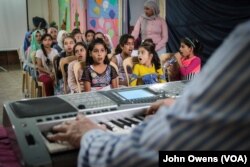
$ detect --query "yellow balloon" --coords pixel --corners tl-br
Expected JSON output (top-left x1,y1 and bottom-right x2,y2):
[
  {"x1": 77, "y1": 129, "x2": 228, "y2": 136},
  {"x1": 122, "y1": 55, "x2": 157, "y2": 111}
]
[{"x1": 93, "y1": 7, "x2": 100, "y2": 16}]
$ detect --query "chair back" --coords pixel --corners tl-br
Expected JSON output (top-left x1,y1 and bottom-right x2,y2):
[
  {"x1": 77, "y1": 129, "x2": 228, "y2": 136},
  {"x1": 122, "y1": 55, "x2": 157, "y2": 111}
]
[
  {"x1": 17, "y1": 47, "x2": 24, "y2": 69},
  {"x1": 160, "y1": 53, "x2": 174, "y2": 66},
  {"x1": 73, "y1": 61, "x2": 85, "y2": 93},
  {"x1": 160, "y1": 53, "x2": 180, "y2": 81},
  {"x1": 107, "y1": 53, "x2": 114, "y2": 60},
  {"x1": 52, "y1": 55, "x2": 59, "y2": 83},
  {"x1": 122, "y1": 57, "x2": 139, "y2": 86},
  {"x1": 59, "y1": 56, "x2": 77, "y2": 94},
  {"x1": 182, "y1": 73, "x2": 197, "y2": 81}
]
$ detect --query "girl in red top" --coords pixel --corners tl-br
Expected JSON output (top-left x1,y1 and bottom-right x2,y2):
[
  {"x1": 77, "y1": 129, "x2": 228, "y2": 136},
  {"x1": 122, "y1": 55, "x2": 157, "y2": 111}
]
[{"x1": 175, "y1": 37, "x2": 202, "y2": 80}]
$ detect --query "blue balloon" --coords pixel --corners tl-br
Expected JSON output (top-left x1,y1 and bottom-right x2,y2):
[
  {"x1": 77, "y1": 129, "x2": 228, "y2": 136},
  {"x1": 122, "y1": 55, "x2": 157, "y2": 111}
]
[
  {"x1": 109, "y1": 10, "x2": 115, "y2": 19},
  {"x1": 90, "y1": 19, "x2": 96, "y2": 28}
]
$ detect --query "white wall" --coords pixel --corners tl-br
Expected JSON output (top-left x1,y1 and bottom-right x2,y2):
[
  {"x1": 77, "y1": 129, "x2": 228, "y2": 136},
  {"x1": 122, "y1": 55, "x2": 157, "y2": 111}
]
[
  {"x1": 0, "y1": 0, "x2": 27, "y2": 51},
  {"x1": 129, "y1": 0, "x2": 147, "y2": 26}
]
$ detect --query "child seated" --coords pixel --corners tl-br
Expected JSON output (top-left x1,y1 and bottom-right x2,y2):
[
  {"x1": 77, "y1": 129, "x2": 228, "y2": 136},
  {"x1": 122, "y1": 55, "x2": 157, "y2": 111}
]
[
  {"x1": 130, "y1": 39, "x2": 166, "y2": 86},
  {"x1": 36, "y1": 34, "x2": 58, "y2": 96},
  {"x1": 112, "y1": 34, "x2": 135, "y2": 86},
  {"x1": 81, "y1": 39, "x2": 118, "y2": 91},
  {"x1": 174, "y1": 37, "x2": 202, "y2": 80},
  {"x1": 68, "y1": 42, "x2": 87, "y2": 93}
]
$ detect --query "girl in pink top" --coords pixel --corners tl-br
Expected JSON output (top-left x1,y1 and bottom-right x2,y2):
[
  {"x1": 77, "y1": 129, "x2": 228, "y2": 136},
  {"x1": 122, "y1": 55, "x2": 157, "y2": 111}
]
[
  {"x1": 131, "y1": 0, "x2": 168, "y2": 56},
  {"x1": 175, "y1": 37, "x2": 202, "y2": 80}
]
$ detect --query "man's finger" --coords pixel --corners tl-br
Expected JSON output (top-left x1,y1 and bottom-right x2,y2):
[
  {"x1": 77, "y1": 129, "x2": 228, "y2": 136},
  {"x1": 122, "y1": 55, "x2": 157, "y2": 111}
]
[
  {"x1": 47, "y1": 132, "x2": 68, "y2": 142},
  {"x1": 76, "y1": 113, "x2": 85, "y2": 120},
  {"x1": 52, "y1": 124, "x2": 68, "y2": 132}
]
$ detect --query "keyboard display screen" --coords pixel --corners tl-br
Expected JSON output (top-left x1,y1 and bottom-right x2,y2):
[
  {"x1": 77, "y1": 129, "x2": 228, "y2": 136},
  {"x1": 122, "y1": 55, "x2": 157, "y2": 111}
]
[{"x1": 118, "y1": 89, "x2": 154, "y2": 100}]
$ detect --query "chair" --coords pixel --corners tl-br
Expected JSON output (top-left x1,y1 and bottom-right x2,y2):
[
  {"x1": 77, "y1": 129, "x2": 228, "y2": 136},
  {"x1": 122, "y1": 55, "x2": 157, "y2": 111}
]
[
  {"x1": 160, "y1": 53, "x2": 174, "y2": 66},
  {"x1": 17, "y1": 47, "x2": 24, "y2": 70},
  {"x1": 17, "y1": 47, "x2": 28, "y2": 96},
  {"x1": 122, "y1": 57, "x2": 139, "y2": 86},
  {"x1": 182, "y1": 73, "x2": 197, "y2": 81},
  {"x1": 52, "y1": 55, "x2": 59, "y2": 84},
  {"x1": 110, "y1": 61, "x2": 119, "y2": 88},
  {"x1": 27, "y1": 61, "x2": 45, "y2": 98},
  {"x1": 60, "y1": 56, "x2": 77, "y2": 94},
  {"x1": 73, "y1": 61, "x2": 85, "y2": 93},
  {"x1": 160, "y1": 53, "x2": 180, "y2": 82},
  {"x1": 108, "y1": 53, "x2": 114, "y2": 60}
]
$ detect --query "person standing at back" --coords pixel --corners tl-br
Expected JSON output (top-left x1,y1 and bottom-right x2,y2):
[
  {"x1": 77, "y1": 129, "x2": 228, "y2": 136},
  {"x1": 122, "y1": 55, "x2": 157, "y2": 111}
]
[{"x1": 131, "y1": 0, "x2": 168, "y2": 56}]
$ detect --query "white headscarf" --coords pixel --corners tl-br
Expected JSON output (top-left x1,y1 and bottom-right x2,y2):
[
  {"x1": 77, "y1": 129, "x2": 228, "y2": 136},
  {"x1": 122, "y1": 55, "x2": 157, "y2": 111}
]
[{"x1": 57, "y1": 30, "x2": 67, "y2": 49}]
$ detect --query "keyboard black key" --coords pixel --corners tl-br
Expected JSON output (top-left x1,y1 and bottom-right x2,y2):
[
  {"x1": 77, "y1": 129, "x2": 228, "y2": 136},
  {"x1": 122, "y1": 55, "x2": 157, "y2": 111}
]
[
  {"x1": 134, "y1": 115, "x2": 144, "y2": 121},
  {"x1": 125, "y1": 117, "x2": 139, "y2": 125},
  {"x1": 99, "y1": 122, "x2": 113, "y2": 131},
  {"x1": 117, "y1": 119, "x2": 132, "y2": 127},
  {"x1": 110, "y1": 120, "x2": 125, "y2": 129}
]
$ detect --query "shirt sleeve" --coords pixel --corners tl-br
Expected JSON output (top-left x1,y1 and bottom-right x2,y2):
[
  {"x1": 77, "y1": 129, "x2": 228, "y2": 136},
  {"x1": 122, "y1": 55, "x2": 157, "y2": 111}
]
[
  {"x1": 155, "y1": 18, "x2": 168, "y2": 51},
  {"x1": 131, "y1": 17, "x2": 142, "y2": 39},
  {"x1": 129, "y1": 64, "x2": 140, "y2": 86},
  {"x1": 110, "y1": 65, "x2": 118, "y2": 80},
  {"x1": 157, "y1": 67, "x2": 166, "y2": 83},
  {"x1": 179, "y1": 57, "x2": 201, "y2": 76},
  {"x1": 81, "y1": 66, "x2": 91, "y2": 83}
]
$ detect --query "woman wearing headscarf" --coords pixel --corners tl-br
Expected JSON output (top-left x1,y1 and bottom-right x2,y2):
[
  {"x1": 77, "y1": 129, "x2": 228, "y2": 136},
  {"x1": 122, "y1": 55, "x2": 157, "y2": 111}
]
[
  {"x1": 131, "y1": 0, "x2": 168, "y2": 56},
  {"x1": 53, "y1": 30, "x2": 67, "y2": 53},
  {"x1": 23, "y1": 31, "x2": 32, "y2": 52},
  {"x1": 28, "y1": 30, "x2": 43, "y2": 64},
  {"x1": 23, "y1": 29, "x2": 43, "y2": 78}
]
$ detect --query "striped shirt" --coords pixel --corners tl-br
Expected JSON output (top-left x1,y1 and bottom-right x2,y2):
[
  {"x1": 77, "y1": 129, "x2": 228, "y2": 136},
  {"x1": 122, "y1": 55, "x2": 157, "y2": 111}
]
[{"x1": 78, "y1": 20, "x2": 250, "y2": 167}]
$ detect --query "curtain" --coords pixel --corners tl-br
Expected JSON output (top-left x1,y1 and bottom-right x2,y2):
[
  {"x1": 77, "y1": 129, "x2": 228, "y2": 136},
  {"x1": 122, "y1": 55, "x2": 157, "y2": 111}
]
[{"x1": 166, "y1": 0, "x2": 250, "y2": 64}]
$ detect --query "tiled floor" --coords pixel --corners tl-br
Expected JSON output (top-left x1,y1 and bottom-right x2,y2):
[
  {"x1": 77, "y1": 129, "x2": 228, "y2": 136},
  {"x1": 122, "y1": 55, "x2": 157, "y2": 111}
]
[{"x1": 0, "y1": 65, "x2": 23, "y2": 124}]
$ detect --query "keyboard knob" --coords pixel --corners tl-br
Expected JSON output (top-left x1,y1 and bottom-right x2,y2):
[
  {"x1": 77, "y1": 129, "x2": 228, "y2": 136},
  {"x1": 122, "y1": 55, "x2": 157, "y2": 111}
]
[{"x1": 78, "y1": 104, "x2": 86, "y2": 109}]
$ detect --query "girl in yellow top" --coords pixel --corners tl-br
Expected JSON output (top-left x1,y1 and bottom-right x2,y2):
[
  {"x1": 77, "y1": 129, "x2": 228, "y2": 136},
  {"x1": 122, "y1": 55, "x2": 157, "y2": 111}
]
[{"x1": 130, "y1": 39, "x2": 166, "y2": 86}]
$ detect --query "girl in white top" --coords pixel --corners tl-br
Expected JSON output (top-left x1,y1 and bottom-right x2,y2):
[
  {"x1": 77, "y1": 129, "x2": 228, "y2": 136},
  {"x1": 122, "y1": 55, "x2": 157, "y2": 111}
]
[
  {"x1": 68, "y1": 42, "x2": 87, "y2": 93},
  {"x1": 36, "y1": 34, "x2": 58, "y2": 96},
  {"x1": 112, "y1": 34, "x2": 135, "y2": 86}
]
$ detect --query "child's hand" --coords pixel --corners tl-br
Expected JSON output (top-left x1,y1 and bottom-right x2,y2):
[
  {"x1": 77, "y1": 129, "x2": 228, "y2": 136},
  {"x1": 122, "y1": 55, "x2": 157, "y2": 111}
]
[{"x1": 174, "y1": 52, "x2": 182, "y2": 60}]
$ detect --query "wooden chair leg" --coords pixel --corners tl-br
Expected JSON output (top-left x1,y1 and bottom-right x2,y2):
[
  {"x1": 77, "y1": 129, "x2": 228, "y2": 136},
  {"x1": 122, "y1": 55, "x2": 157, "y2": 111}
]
[
  {"x1": 37, "y1": 81, "x2": 46, "y2": 97},
  {"x1": 22, "y1": 71, "x2": 26, "y2": 93},
  {"x1": 30, "y1": 78, "x2": 36, "y2": 98},
  {"x1": 27, "y1": 75, "x2": 33, "y2": 98}
]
